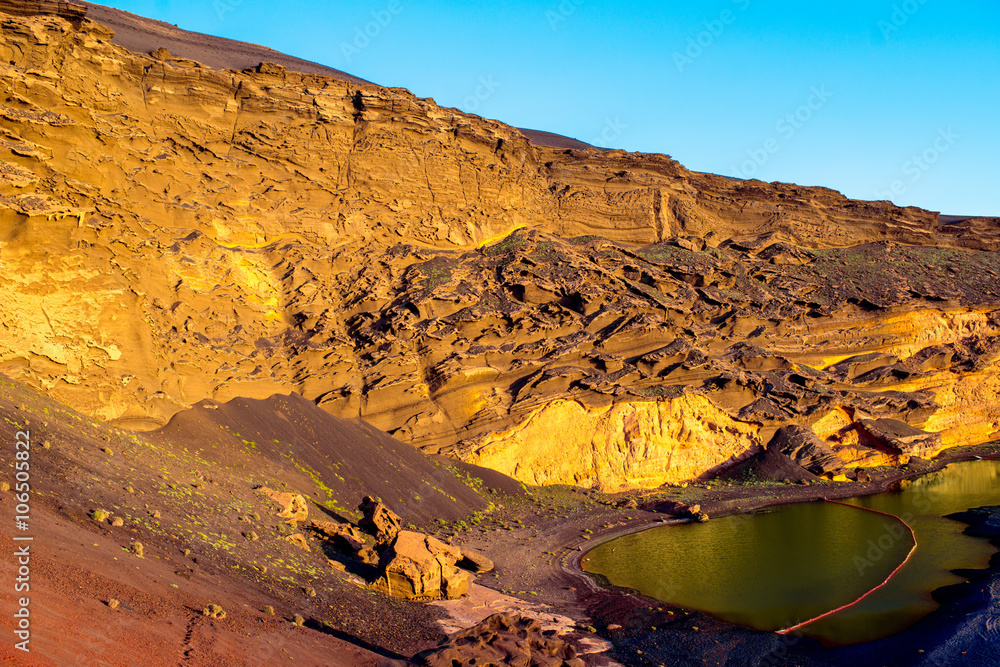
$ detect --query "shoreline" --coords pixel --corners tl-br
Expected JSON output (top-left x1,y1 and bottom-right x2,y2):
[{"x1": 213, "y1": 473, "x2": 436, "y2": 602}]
[{"x1": 446, "y1": 442, "x2": 1000, "y2": 666}]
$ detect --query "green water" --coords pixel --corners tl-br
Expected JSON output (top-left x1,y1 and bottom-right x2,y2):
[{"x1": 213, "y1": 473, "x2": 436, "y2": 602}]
[{"x1": 582, "y1": 459, "x2": 1000, "y2": 645}]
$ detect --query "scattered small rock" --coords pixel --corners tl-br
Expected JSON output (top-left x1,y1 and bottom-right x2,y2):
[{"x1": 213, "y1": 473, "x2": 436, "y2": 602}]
[
  {"x1": 284, "y1": 533, "x2": 311, "y2": 552},
  {"x1": 203, "y1": 604, "x2": 225, "y2": 619}
]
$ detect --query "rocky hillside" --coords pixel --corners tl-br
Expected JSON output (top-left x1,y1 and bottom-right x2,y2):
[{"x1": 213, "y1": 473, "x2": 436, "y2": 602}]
[{"x1": 1, "y1": 6, "x2": 999, "y2": 491}]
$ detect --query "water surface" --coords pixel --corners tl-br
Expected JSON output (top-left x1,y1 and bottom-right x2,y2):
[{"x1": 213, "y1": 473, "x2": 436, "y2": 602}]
[{"x1": 582, "y1": 459, "x2": 1000, "y2": 645}]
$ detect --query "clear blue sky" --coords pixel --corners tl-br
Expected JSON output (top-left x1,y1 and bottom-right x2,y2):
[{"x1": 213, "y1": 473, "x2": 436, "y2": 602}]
[{"x1": 96, "y1": 1, "x2": 999, "y2": 215}]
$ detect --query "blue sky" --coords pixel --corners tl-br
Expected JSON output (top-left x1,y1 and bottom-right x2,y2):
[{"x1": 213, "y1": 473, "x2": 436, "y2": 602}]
[{"x1": 98, "y1": 1, "x2": 999, "y2": 215}]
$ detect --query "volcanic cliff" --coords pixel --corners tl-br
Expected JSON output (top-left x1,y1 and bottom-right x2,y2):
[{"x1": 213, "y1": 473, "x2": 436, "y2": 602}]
[{"x1": 1, "y1": 5, "x2": 999, "y2": 492}]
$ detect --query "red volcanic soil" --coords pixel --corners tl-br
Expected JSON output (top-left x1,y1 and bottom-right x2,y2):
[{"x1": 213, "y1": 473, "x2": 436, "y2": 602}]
[
  {"x1": 0, "y1": 375, "x2": 511, "y2": 665},
  {"x1": 0, "y1": 503, "x2": 393, "y2": 666}
]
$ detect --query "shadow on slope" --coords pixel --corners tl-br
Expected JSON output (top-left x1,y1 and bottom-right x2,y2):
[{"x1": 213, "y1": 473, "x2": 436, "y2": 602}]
[{"x1": 147, "y1": 392, "x2": 510, "y2": 525}]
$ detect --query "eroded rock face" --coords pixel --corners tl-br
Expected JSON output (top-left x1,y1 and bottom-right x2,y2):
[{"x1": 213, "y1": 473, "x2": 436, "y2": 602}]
[
  {"x1": 369, "y1": 530, "x2": 471, "y2": 600},
  {"x1": 310, "y1": 519, "x2": 367, "y2": 552},
  {"x1": 358, "y1": 495, "x2": 402, "y2": 544},
  {"x1": 465, "y1": 395, "x2": 761, "y2": 492},
  {"x1": 0, "y1": 10, "x2": 999, "y2": 491},
  {"x1": 769, "y1": 426, "x2": 846, "y2": 477},
  {"x1": 413, "y1": 614, "x2": 584, "y2": 667}
]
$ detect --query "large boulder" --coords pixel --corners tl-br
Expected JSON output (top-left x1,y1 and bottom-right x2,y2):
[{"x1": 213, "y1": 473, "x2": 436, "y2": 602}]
[
  {"x1": 358, "y1": 495, "x2": 402, "y2": 543},
  {"x1": 458, "y1": 548, "x2": 494, "y2": 573},
  {"x1": 412, "y1": 614, "x2": 585, "y2": 667},
  {"x1": 370, "y1": 531, "x2": 472, "y2": 600}
]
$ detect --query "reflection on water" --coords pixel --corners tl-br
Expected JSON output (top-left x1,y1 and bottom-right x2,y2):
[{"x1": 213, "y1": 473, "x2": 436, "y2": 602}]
[{"x1": 582, "y1": 459, "x2": 1000, "y2": 645}]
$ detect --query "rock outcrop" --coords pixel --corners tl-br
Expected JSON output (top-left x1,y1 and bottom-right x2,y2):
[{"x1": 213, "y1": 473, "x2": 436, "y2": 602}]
[
  {"x1": 769, "y1": 426, "x2": 846, "y2": 478},
  {"x1": 310, "y1": 519, "x2": 367, "y2": 552},
  {"x1": 369, "y1": 530, "x2": 472, "y2": 600},
  {"x1": 358, "y1": 495, "x2": 402, "y2": 544},
  {"x1": 857, "y1": 418, "x2": 945, "y2": 460},
  {"x1": 458, "y1": 548, "x2": 494, "y2": 574},
  {"x1": 413, "y1": 614, "x2": 585, "y2": 667},
  {"x1": 0, "y1": 0, "x2": 85, "y2": 25}
]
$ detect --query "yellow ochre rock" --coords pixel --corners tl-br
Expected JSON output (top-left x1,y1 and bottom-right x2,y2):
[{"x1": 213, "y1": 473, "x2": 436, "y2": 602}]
[{"x1": 465, "y1": 395, "x2": 761, "y2": 492}]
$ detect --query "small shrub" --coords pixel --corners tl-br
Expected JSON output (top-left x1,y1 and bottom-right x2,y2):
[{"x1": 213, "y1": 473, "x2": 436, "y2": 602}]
[
  {"x1": 203, "y1": 604, "x2": 226, "y2": 619},
  {"x1": 91, "y1": 509, "x2": 110, "y2": 522},
  {"x1": 0, "y1": 482, "x2": 10, "y2": 492},
  {"x1": 303, "y1": 586, "x2": 316, "y2": 598},
  {"x1": 263, "y1": 605, "x2": 275, "y2": 616},
  {"x1": 132, "y1": 541, "x2": 144, "y2": 558},
  {"x1": 292, "y1": 614, "x2": 305, "y2": 626},
  {"x1": 102, "y1": 448, "x2": 113, "y2": 456},
  {"x1": 107, "y1": 598, "x2": 120, "y2": 609},
  {"x1": 244, "y1": 531, "x2": 259, "y2": 541},
  {"x1": 111, "y1": 517, "x2": 124, "y2": 527}
]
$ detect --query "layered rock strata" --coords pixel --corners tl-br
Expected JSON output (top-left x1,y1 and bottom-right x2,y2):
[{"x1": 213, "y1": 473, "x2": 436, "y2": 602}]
[{"x1": 0, "y1": 10, "x2": 998, "y2": 490}]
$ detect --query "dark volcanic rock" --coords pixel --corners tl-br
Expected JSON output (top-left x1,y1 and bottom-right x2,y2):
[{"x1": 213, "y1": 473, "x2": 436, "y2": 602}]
[
  {"x1": 947, "y1": 505, "x2": 1000, "y2": 539},
  {"x1": 370, "y1": 530, "x2": 471, "y2": 601},
  {"x1": 768, "y1": 425, "x2": 846, "y2": 477},
  {"x1": 358, "y1": 495, "x2": 402, "y2": 544},
  {"x1": 412, "y1": 614, "x2": 584, "y2": 666},
  {"x1": 718, "y1": 444, "x2": 822, "y2": 484}
]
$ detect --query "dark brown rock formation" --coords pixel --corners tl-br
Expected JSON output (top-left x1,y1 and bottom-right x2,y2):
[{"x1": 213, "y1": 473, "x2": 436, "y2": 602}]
[{"x1": 413, "y1": 614, "x2": 585, "y2": 667}]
